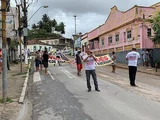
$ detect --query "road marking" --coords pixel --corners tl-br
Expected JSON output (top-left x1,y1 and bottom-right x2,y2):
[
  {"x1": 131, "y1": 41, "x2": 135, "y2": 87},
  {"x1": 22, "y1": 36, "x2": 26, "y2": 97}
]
[
  {"x1": 98, "y1": 74, "x2": 114, "y2": 80},
  {"x1": 48, "y1": 71, "x2": 55, "y2": 80},
  {"x1": 33, "y1": 72, "x2": 41, "y2": 83},
  {"x1": 61, "y1": 69, "x2": 77, "y2": 79}
]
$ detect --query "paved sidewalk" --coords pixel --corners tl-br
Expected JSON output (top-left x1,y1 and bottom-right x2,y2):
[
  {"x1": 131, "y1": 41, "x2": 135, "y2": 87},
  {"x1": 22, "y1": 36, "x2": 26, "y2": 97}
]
[
  {"x1": 0, "y1": 63, "x2": 28, "y2": 120},
  {"x1": 116, "y1": 63, "x2": 160, "y2": 76}
]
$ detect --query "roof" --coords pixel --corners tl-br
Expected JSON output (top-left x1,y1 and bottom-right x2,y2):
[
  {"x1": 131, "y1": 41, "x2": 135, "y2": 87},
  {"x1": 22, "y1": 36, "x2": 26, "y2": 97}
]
[{"x1": 27, "y1": 40, "x2": 53, "y2": 46}]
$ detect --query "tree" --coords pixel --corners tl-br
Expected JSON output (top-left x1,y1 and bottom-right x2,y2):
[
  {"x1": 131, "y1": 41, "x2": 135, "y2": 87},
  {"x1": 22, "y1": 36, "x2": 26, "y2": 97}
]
[
  {"x1": 32, "y1": 23, "x2": 37, "y2": 29},
  {"x1": 149, "y1": 12, "x2": 160, "y2": 45},
  {"x1": 28, "y1": 14, "x2": 66, "y2": 40},
  {"x1": 55, "y1": 22, "x2": 65, "y2": 34}
]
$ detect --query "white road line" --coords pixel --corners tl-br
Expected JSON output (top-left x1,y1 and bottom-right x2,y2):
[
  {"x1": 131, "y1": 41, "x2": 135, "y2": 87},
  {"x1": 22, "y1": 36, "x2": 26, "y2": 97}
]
[
  {"x1": 61, "y1": 69, "x2": 77, "y2": 79},
  {"x1": 33, "y1": 72, "x2": 41, "y2": 83},
  {"x1": 61, "y1": 70, "x2": 73, "y2": 78},
  {"x1": 48, "y1": 71, "x2": 55, "y2": 80},
  {"x1": 64, "y1": 70, "x2": 77, "y2": 78}
]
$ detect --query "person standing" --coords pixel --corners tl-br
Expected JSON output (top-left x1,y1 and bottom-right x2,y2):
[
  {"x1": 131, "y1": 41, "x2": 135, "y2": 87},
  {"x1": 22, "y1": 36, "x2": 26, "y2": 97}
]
[
  {"x1": 43, "y1": 50, "x2": 49, "y2": 75},
  {"x1": 75, "y1": 51, "x2": 83, "y2": 76},
  {"x1": 126, "y1": 48, "x2": 140, "y2": 86},
  {"x1": 148, "y1": 50, "x2": 153, "y2": 68},
  {"x1": 111, "y1": 51, "x2": 116, "y2": 73},
  {"x1": 141, "y1": 49, "x2": 149, "y2": 67},
  {"x1": 83, "y1": 50, "x2": 100, "y2": 92}
]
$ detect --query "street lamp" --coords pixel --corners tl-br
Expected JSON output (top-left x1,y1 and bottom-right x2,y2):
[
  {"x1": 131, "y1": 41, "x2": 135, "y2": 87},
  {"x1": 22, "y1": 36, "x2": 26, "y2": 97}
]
[{"x1": 28, "y1": 5, "x2": 49, "y2": 22}]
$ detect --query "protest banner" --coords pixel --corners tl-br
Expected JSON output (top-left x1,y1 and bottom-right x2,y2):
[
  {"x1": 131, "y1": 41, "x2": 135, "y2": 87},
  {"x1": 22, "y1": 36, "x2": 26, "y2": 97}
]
[
  {"x1": 95, "y1": 54, "x2": 113, "y2": 66},
  {"x1": 48, "y1": 55, "x2": 65, "y2": 64}
]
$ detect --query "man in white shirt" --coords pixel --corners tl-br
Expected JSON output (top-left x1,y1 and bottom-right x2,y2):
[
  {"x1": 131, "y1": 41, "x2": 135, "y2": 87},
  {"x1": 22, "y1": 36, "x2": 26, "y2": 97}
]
[
  {"x1": 126, "y1": 48, "x2": 140, "y2": 86},
  {"x1": 83, "y1": 50, "x2": 100, "y2": 92}
]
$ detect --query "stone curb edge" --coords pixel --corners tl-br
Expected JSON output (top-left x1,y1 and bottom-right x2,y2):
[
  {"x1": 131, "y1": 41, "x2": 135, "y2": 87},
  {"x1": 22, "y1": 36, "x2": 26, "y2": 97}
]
[
  {"x1": 117, "y1": 65, "x2": 160, "y2": 76},
  {"x1": 18, "y1": 62, "x2": 31, "y2": 104}
]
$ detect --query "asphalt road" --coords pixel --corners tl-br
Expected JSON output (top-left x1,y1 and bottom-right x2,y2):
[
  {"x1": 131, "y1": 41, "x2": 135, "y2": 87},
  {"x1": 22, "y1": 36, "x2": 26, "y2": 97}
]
[{"x1": 30, "y1": 63, "x2": 160, "y2": 120}]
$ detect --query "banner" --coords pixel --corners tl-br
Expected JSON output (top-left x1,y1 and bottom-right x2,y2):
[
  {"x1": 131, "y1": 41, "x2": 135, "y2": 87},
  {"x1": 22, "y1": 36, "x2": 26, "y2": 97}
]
[
  {"x1": 95, "y1": 54, "x2": 113, "y2": 66},
  {"x1": 48, "y1": 55, "x2": 65, "y2": 64}
]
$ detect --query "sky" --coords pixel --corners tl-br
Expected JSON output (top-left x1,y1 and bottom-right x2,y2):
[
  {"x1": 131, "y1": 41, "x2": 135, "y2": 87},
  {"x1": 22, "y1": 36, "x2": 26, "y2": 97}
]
[{"x1": 11, "y1": 0, "x2": 160, "y2": 38}]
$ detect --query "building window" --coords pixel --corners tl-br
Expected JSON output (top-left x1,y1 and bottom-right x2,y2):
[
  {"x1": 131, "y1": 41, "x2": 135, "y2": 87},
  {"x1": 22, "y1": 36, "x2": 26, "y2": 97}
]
[
  {"x1": 127, "y1": 30, "x2": 132, "y2": 40},
  {"x1": 33, "y1": 46, "x2": 36, "y2": 51},
  {"x1": 101, "y1": 39, "x2": 104, "y2": 47},
  {"x1": 147, "y1": 28, "x2": 152, "y2": 37},
  {"x1": 115, "y1": 34, "x2": 119, "y2": 43},
  {"x1": 108, "y1": 36, "x2": 112, "y2": 44}
]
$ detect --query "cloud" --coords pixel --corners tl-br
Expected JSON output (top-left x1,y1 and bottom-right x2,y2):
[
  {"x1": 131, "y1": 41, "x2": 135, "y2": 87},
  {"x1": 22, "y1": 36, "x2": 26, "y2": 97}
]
[{"x1": 14, "y1": 0, "x2": 160, "y2": 37}]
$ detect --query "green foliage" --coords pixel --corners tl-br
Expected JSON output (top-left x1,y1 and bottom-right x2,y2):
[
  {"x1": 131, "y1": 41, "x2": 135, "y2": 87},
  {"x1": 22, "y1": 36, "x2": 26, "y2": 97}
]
[
  {"x1": 149, "y1": 12, "x2": 160, "y2": 44},
  {"x1": 28, "y1": 14, "x2": 65, "y2": 40},
  {"x1": 0, "y1": 97, "x2": 13, "y2": 103}
]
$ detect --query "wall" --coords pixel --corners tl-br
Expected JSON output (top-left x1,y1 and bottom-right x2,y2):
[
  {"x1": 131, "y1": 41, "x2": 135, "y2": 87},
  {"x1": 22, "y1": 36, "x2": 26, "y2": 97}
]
[
  {"x1": 27, "y1": 44, "x2": 52, "y2": 52},
  {"x1": 40, "y1": 39, "x2": 59, "y2": 45}
]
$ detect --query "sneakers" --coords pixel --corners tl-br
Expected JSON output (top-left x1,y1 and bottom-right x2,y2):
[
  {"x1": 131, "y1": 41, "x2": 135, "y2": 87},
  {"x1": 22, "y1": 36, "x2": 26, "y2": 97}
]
[
  {"x1": 95, "y1": 89, "x2": 100, "y2": 92},
  {"x1": 88, "y1": 89, "x2": 91, "y2": 92}
]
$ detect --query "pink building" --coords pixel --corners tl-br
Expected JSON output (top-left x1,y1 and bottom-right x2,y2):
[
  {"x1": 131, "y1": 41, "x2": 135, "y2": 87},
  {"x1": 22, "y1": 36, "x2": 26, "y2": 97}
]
[{"x1": 84, "y1": 2, "x2": 160, "y2": 55}]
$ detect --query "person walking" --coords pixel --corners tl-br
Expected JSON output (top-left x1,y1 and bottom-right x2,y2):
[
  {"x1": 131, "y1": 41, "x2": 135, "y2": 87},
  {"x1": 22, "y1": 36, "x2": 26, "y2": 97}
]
[
  {"x1": 35, "y1": 51, "x2": 40, "y2": 72},
  {"x1": 111, "y1": 51, "x2": 116, "y2": 73},
  {"x1": 83, "y1": 50, "x2": 100, "y2": 92},
  {"x1": 126, "y1": 48, "x2": 140, "y2": 87},
  {"x1": 43, "y1": 50, "x2": 49, "y2": 75},
  {"x1": 54, "y1": 50, "x2": 61, "y2": 66},
  {"x1": 75, "y1": 51, "x2": 83, "y2": 76}
]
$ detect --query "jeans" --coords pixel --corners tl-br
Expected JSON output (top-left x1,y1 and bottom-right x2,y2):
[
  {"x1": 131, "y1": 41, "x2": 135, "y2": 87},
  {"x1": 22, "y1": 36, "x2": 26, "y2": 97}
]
[
  {"x1": 129, "y1": 66, "x2": 137, "y2": 85},
  {"x1": 85, "y1": 70, "x2": 99, "y2": 90}
]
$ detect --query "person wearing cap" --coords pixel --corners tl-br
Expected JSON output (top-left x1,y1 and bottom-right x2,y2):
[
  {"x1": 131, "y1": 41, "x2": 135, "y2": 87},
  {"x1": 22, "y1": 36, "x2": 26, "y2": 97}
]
[
  {"x1": 126, "y1": 48, "x2": 140, "y2": 87},
  {"x1": 83, "y1": 50, "x2": 100, "y2": 92}
]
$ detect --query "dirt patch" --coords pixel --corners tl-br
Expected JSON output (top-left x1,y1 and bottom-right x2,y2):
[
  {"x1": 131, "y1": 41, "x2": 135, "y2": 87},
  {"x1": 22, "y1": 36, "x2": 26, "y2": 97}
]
[{"x1": 0, "y1": 63, "x2": 28, "y2": 120}]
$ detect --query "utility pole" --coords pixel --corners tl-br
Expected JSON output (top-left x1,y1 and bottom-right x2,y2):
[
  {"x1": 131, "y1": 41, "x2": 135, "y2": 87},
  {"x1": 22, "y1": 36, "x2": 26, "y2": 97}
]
[
  {"x1": 17, "y1": 5, "x2": 22, "y2": 73},
  {"x1": 23, "y1": 0, "x2": 28, "y2": 64},
  {"x1": 74, "y1": 15, "x2": 76, "y2": 35},
  {"x1": 73, "y1": 15, "x2": 77, "y2": 56},
  {"x1": 1, "y1": 0, "x2": 7, "y2": 102}
]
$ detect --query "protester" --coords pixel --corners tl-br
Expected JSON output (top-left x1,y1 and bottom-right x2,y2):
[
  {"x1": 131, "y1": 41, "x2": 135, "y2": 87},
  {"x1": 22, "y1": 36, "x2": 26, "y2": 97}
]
[
  {"x1": 43, "y1": 50, "x2": 49, "y2": 75},
  {"x1": 38, "y1": 50, "x2": 43, "y2": 70},
  {"x1": 55, "y1": 50, "x2": 61, "y2": 66},
  {"x1": 126, "y1": 48, "x2": 140, "y2": 87},
  {"x1": 76, "y1": 51, "x2": 83, "y2": 76},
  {"x1": 35, "y1": 51, "x2": 40, "y2": 72},
  {"x1": 83, "y1": 50, "x2": 100, "y2": 92},
  {"x1": 148, "y1": 50, "x2": 153, "y2": 68},
  {"x1": 111, "y1": 51, "x2": 116, "y2": 73},
  {"x1": 141, "y1": 49, "x2": 149, "y2": 67}
]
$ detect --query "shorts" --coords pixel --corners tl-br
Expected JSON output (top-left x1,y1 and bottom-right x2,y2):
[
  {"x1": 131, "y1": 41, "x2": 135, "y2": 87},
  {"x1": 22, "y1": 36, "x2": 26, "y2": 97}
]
[
  {"x1": 77, "y1": 64, "x2": 82, "y2": 71},
  {"x1": 43, "y1": 61, "x2": 48, "y2": 68}
]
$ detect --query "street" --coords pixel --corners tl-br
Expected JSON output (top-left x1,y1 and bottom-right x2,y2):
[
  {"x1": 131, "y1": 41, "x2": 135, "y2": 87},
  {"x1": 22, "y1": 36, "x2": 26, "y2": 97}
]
[{"x1": 23, "y1": 63, "x2": 160, "y2": 120}]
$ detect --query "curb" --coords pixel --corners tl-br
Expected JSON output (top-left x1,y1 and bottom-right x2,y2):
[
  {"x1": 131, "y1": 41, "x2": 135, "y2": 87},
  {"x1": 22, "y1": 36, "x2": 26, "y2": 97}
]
[
  {"x1": 19, "y1": 62, "x2": 31, "y2": 104},
  {"x1": 117, "y1": 65, "x2": 160, "y2": 76}
]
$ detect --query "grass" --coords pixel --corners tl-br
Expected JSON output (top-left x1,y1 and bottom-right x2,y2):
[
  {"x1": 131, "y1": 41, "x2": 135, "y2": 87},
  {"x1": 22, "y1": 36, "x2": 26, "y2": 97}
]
[{"x1": 0, "y1": 97, "x2": 13, "y2": 103}]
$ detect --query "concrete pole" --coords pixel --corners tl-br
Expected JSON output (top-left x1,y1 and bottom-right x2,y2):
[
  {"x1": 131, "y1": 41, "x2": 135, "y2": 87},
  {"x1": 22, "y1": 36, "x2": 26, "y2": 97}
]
[
  {"x1": 23, "y1": 0, "x2": 28, "y2": 64},
  {"x1": 1, "y1": 0, "x2": 7, "y2": 102},
  {"x1": 17, "y1": 5, "x2": 22, "y2": 73}
]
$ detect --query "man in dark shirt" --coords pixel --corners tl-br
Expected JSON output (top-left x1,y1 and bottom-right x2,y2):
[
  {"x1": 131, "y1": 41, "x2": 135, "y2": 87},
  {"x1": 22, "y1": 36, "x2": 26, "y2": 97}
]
[
  {"x1": 43, "y1": 50, "x2": 49, "y2": 75},
  {"x1": 76, "y1": 51, "x2": 82, "y2": 76}
]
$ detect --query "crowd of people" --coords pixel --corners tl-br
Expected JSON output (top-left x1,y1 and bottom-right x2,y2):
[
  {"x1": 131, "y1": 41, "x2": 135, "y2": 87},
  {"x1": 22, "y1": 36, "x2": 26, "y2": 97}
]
[
  {"x1": 34, "y1": 47, "x2": 153, "y2": 92},
  {"x1": 35, "y1": 48, "x2": 49, "y2": 75}
]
